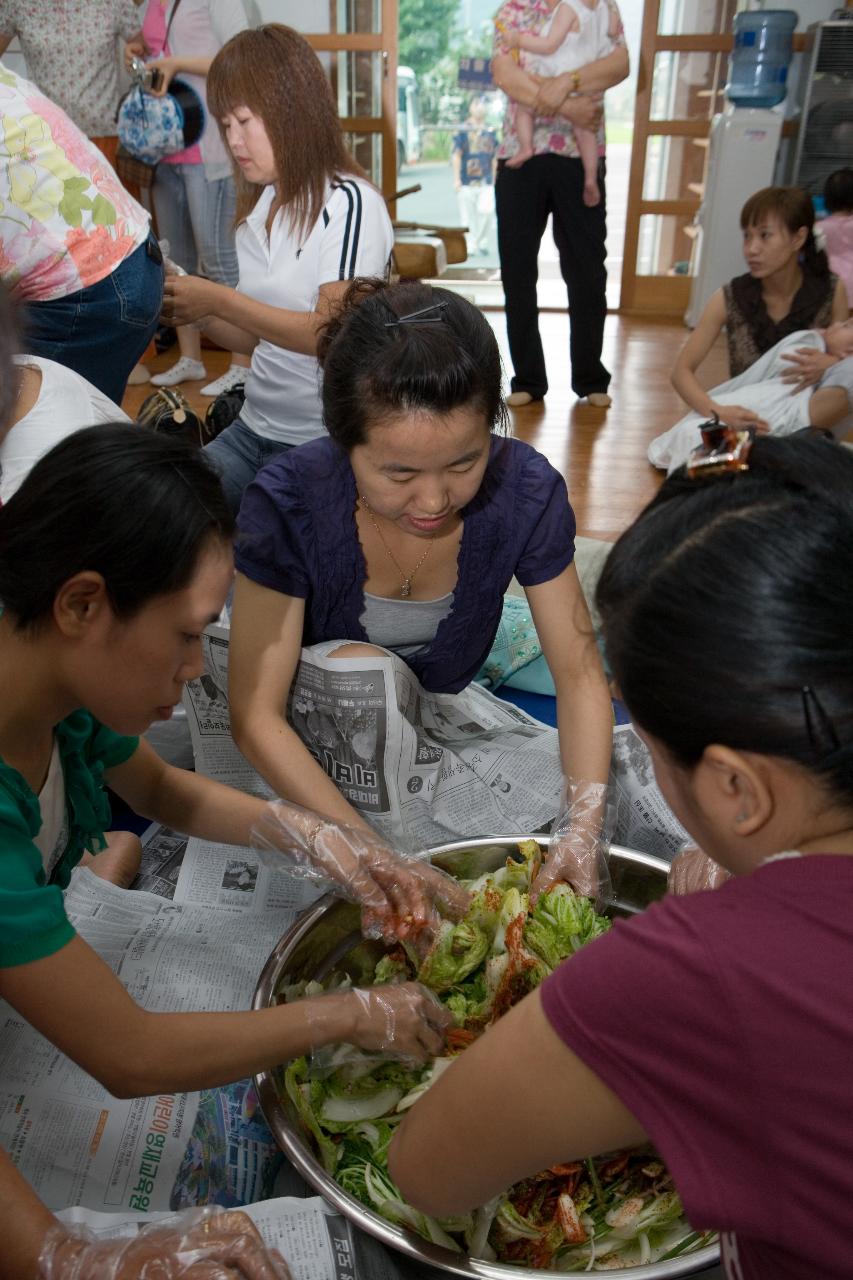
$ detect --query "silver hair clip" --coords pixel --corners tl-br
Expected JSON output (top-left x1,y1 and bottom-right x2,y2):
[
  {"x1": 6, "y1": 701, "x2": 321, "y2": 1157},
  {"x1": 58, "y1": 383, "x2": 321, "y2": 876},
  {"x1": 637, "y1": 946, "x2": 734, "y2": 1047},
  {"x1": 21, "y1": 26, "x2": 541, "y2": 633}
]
[{"x1": 384, "y1": 301, "x2": 448, "y2": 328}]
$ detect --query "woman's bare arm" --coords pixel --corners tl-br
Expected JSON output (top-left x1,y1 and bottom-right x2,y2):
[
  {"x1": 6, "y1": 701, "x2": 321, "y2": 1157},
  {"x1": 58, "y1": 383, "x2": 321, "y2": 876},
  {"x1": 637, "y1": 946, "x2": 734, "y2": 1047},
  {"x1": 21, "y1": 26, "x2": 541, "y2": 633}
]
[
  {"x1": 831, "y1": 277, "x2": 850, "y2": 324},
  {"x1": 228, "y1": 574, "x2": 374, "y2": 831},
  {"x1": 389, "y1": 989, "x2": 646, "y2": 1216},
  {"x1": 0, "y1": 936, "x2": 396, "y2": 1098},
  {"x1": 492, "y1": 41, "x2": 628, "y2": 119},
  {"x1": 0, "y1": 1149, "x2": 57, "y2": 1280},
  {"x1": 164, "y1": 278, "x2": 350, "y2": 357},
  {"x1": 526, "y1": 564, "x2": 612, "y2": 788},
  {"x1": 670, "y1": 288, "x2": 729, "y2": 417}
]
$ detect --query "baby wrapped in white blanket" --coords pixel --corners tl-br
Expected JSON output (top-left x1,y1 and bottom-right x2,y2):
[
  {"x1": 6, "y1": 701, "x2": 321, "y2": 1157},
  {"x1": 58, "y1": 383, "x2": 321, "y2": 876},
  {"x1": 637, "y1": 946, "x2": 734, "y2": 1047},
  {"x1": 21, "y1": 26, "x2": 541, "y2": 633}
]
[{"x1": 649, "y1": 329, "x2": 853, "y2": 474}]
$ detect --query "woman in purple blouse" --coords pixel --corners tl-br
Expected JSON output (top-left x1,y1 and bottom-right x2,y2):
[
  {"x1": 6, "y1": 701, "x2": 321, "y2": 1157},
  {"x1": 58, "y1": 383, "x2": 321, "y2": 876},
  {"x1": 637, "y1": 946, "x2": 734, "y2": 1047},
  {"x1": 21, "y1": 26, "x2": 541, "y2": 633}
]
[{"x1": 229, "y1": 281, "x2": 611, "y2": 879}]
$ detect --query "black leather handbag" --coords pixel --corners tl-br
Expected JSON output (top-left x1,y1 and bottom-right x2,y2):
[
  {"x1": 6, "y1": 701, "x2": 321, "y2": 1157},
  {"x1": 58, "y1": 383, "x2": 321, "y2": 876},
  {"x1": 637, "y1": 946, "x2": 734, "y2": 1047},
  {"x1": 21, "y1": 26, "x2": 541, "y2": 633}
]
[{"x1": 136, "y1": 387, "x2": 209, "y2": 448}]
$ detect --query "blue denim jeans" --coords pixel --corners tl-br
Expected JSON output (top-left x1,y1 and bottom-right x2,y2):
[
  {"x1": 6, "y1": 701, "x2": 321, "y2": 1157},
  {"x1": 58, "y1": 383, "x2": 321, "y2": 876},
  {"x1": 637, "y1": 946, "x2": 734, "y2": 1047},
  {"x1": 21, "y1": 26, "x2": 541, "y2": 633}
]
[
  {"x1": 152, "y1": 163, "x2": 238, "y2": 285},
  {"x1": 24, "y1": 235, "x2": 164, "y2": 405},
  {"x1": 205, "y1": 417, "x2": 293, "y2": 517}
]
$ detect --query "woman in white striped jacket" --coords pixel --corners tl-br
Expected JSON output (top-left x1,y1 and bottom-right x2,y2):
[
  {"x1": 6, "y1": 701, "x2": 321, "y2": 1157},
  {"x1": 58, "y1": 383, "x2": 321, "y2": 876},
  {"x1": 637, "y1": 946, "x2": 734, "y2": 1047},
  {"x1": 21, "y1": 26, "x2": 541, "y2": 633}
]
[{"x1": 162, "y1": 23, "x2": 394, "y2": 515}]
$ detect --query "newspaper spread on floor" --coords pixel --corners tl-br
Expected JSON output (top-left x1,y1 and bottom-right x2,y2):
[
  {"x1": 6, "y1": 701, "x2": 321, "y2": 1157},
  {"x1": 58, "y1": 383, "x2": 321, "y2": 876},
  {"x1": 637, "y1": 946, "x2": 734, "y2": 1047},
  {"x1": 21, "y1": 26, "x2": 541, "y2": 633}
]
[
  {"x1": 609, "y1": 723, "x2": 690, "y2": 860},
  {"x1": 0, "y1": 844, "x2": 320, "y2": 1217},
  {"x1": 184, "y1": 625, "x2": 686, "y2": 858}
]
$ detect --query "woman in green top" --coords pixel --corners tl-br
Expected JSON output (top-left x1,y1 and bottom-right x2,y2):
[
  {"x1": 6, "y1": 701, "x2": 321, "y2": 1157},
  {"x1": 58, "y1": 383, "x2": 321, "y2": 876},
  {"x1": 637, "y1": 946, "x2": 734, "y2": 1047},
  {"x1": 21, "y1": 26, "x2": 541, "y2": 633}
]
[{"x1": 0, "y1": 419, "x2": 462, "y2": 1276}]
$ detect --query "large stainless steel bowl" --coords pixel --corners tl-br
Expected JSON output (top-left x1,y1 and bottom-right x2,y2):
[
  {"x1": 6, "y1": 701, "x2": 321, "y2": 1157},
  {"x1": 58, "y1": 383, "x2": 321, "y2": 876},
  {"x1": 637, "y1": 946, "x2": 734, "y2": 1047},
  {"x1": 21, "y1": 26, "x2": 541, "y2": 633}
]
[{"x1": 253, "y1": 838, "x2": 720, "y2": 1278}]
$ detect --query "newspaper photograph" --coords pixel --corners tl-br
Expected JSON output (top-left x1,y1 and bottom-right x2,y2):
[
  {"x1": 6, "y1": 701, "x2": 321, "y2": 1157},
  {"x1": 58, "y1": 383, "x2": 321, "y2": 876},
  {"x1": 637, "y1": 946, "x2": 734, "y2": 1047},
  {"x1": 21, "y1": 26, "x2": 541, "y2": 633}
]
[
  {"x1": 131, "y1": 824, "x2": 189, "y2": 900},
  {"x1": 290, "y1": 658, "x2": 390, "y2": 816},
  {"x1": 172, "y1": 835, "x2": 324, "y2": 918},
  {"x1": 170, "y1": 1078, "x2": 284, "y2": 1209}
]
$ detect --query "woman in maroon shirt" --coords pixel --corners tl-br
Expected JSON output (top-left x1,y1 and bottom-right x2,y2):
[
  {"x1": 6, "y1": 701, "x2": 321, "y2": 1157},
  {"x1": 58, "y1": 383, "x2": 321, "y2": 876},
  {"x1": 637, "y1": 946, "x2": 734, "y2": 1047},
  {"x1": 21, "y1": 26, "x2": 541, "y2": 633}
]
[{"x1": 390, "y1": 432, "x2": 853, "y2": 1279}]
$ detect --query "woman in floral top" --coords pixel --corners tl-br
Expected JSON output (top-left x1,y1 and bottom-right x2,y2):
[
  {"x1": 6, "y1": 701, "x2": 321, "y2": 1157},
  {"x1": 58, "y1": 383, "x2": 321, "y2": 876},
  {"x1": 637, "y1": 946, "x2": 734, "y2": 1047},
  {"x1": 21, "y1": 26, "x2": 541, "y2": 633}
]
[
  {"x1": 0, "y1": 0, "x2": 142, "y2": 166},
  {"x1": 0, "y1": 66, "x2": 163, "y2": 402}
]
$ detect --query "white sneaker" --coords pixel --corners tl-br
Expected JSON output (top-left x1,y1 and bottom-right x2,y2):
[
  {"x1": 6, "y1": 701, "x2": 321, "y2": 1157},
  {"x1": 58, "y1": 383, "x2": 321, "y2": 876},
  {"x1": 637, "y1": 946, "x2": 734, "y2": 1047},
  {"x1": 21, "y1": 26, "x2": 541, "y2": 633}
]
[
  {"x1": 200, "y1": 366, "x2": 247, "y2": 397},
  {"x1": 150, "y1": 357, "x2": 207, "y2": 387}
]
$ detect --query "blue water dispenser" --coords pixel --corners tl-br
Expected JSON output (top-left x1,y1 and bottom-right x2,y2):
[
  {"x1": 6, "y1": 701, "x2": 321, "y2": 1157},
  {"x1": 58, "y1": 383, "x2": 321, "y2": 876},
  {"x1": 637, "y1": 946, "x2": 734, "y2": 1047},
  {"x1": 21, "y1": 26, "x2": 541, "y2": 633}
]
[{"x1": 725, "y1": 10, "x2": 798, "y2": 108}]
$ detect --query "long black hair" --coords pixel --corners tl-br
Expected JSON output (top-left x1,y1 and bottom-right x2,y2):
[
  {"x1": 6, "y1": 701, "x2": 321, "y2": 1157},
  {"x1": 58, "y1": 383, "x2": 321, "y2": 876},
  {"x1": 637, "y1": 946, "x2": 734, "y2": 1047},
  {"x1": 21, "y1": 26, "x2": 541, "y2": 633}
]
[
  {"x1": 317, "y1": 279, "x2": 507, "y2": 450},
  {"x1": 596, "y1": 435, "x2": 853, "y2": 806},
  {"x1": 0, "y1": 424, "x2": 234, "y2": 630}
]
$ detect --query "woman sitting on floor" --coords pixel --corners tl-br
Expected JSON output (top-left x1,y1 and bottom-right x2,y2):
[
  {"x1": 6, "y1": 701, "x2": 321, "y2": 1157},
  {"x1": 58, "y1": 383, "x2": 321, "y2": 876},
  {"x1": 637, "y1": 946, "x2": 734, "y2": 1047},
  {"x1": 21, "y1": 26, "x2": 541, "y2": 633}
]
[
  {"x1": 229, "y1": 279, "x2": 613, "y2": 897},
  {"x1": 390, "y1": 432, "x2": 853, "y2": 1279},
  {"x1": 0, "y1": 425, "x2": 463, "y2": 1122},
  {"x1": 668, "y1": 186, "x2": 849, "y2": 419}
]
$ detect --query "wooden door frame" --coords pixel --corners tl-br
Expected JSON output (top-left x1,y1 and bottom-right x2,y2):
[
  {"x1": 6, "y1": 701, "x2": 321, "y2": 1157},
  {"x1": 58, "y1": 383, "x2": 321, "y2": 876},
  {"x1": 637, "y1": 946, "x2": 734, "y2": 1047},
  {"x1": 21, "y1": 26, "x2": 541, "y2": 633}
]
[{"x1": 304, "y1": 0, "x2": 398, "y2": 201}]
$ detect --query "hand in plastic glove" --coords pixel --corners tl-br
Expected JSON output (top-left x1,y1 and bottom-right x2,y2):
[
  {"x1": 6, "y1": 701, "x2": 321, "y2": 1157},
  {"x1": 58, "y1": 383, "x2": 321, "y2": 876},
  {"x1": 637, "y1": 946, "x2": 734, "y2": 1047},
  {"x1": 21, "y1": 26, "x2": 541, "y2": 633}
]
[
  {"x1": 532, "y1": 779, "x2": 611, "y2": 905},
  {"x1": 344, "y1": 983, "x2": 453, "y2": 1063},
  {"x1": 667, "y1": 844, "x2": 731, "y2": 896},
  {"x1": 38, "y1": 1209, "x2": 291, "y2": 1279},
  {"x1": 253, "y1": 801, "x2": 471, "y2": 944}
]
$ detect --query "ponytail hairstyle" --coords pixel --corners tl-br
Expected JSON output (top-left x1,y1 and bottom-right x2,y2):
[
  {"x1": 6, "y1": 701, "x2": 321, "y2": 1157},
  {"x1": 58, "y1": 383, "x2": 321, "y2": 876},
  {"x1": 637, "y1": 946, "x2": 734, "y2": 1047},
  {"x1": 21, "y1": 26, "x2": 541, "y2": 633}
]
[
  {"x1": 317, "y1": 278, "x2": 508, "y2": 450},
  {"x1": 596, "y1": 436, "x2": 853, "y2": 808},
  {"x1": 0, "y1": 424, "x2": 234, "y2": 631},
  {"x1": 740, "y1": 185, "x2": 830, "y2": 278}
]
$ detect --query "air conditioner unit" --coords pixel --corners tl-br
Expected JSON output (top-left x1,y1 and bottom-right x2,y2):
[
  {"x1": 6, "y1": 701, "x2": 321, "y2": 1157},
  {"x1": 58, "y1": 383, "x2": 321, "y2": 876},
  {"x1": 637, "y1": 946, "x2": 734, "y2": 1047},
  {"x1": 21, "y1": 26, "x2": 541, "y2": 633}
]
[{"x1": 789, "y1": 13, "x2": 853, "y2": 196}]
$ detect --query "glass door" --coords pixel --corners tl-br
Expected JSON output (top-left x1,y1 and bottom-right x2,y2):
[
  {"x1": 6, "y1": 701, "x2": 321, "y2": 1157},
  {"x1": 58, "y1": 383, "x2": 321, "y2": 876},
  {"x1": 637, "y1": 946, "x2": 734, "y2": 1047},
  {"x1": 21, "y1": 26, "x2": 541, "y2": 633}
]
[{"x1": 384, "y1": 0, "x2": 641, "y2": 305}]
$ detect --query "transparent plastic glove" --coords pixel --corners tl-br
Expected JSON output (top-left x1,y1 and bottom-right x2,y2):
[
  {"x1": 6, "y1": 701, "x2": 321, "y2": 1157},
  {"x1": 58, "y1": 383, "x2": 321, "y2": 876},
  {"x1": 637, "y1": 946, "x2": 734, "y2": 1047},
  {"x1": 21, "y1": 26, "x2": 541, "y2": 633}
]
[
  {"x1": 252, "y1": 801, "x2": 471, "y2": 944},
  {"x1": 38, "y1": 1208, "x2": 291, "y2": 1279},
  {"x1": 667, "y1": 843, "x2": 731, "y2": 896},
  {"x1": 158, "y1": 239, "x2": 187, "y2": 277},
  {"x1": 532, "y1": 779, "x2": 612, "y2": 906},
  {"x1": 351, "y1": 983, "x2": 453, "y2": 1062},
  {"x1": 306, "y1": 983, "x2": 453, "y2": 1064}
]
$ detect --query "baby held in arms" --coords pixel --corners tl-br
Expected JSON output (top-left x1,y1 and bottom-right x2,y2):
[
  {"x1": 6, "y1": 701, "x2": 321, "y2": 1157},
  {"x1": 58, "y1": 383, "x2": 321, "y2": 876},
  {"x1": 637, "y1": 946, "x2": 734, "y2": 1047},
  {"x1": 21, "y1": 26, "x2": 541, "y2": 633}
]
[{"x1": 503, "y1": 0, "x2": 618, "y2": 204}]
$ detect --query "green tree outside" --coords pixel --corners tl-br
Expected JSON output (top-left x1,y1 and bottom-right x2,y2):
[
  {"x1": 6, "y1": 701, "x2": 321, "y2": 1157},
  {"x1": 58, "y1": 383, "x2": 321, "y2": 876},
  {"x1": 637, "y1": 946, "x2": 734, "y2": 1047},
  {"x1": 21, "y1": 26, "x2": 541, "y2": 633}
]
[{"x1": 399, "y1": 0, "x2": 461, "y2": 78}]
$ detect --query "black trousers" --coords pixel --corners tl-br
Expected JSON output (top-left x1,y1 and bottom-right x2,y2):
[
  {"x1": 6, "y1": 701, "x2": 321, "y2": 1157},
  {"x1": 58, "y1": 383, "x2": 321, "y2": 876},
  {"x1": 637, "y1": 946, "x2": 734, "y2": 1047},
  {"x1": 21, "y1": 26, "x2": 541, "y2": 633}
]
[{"x1": 495, "y1": 153, "x2": 610, "y2": 399}]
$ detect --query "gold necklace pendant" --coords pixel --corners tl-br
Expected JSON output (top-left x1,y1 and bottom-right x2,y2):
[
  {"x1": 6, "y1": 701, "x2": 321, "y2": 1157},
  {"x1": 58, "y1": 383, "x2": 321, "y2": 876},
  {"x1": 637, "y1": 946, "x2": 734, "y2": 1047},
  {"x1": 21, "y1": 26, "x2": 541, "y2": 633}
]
[{"x1": 359, "y1": 497, "x2": 435, "y2": 598}]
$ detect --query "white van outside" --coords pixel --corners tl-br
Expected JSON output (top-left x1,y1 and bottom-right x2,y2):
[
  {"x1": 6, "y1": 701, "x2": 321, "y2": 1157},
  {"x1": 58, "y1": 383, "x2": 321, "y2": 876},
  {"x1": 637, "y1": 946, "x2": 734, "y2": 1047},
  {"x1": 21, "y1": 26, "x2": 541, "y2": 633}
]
[{"x1": 397, "y1": 66, "x2": 421, "y2": 169}]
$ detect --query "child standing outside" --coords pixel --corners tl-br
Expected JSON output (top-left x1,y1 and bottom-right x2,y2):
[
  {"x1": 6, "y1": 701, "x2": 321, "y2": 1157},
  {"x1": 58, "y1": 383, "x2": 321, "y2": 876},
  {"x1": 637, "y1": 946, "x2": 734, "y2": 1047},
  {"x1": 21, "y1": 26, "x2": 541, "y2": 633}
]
[
  {"x1": 821, "y1": 168, "x2": 853, "y2": 306},
  {"x1": 452, "y1": 98, "x2": 499, "y2": 255},
  {"x1": 504, "y1": 0, "x2": 617, "y2": 205}
]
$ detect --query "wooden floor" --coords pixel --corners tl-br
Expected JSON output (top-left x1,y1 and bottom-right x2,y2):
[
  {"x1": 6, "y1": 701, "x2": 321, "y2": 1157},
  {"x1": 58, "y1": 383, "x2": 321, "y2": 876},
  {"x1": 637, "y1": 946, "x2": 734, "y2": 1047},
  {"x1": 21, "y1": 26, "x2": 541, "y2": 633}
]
[{"x1": 123, "y1": 313, "x2": 730, "y2": 544}]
